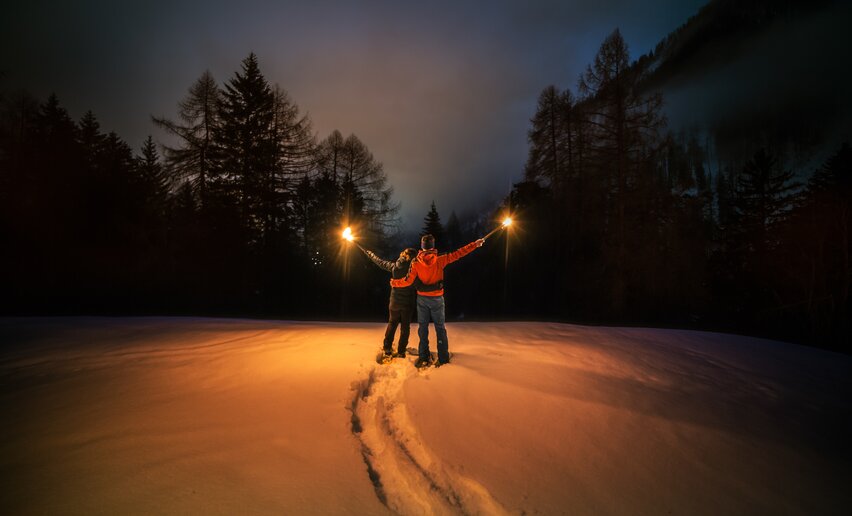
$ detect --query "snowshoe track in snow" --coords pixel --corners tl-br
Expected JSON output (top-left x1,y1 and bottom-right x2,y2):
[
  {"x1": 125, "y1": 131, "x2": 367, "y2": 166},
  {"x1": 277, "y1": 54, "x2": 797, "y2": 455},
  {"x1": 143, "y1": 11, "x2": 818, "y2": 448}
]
[{"x1": 350, "y1": 360, "x2": 509, "y2": 515}]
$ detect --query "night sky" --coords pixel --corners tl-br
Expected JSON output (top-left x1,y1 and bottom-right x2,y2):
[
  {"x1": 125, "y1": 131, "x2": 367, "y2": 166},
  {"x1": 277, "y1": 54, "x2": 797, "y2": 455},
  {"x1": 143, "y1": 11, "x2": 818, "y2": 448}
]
[{"x1": 3, "y1": 0, "x2": 707, "y2": 229}]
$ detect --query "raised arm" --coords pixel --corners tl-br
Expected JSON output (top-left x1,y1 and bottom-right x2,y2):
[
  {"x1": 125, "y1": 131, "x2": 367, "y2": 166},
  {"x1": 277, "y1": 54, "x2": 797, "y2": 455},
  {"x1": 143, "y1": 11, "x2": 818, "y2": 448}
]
[
  {"x1": 439, "y1": 239, "x2": 484, "y2": 267},
  {"x1": 390, "y1": 262, "x2": 417, "y2": 288},
  {"x1": 363, "y1": 249, "x2": 395, "y2": 272}
]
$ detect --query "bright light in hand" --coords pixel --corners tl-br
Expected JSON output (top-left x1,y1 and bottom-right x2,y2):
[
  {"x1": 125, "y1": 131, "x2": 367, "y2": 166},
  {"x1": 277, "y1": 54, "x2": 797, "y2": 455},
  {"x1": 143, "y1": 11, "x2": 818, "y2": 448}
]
[
  {"x1": 502, "y1": 217, "x2": 513, "y2": 227},
  {"x1": 342, "y1": 227, "x2": 354, "y2": 242}
]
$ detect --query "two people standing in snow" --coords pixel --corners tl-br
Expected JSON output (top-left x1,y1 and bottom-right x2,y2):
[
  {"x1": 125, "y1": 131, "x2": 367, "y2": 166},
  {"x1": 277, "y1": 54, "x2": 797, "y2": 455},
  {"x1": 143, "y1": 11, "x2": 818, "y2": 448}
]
[
  {"x1": 361, "y1": 232, "x2": 485, "y2": 367},
  {"x1": 390, "y1": 233, "x2": 484, "y2": 368}
]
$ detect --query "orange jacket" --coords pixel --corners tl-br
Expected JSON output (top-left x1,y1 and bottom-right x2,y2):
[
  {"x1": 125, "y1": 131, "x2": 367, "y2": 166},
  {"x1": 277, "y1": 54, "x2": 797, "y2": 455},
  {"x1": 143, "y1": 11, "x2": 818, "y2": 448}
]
[{"x1": 390, "y1": 240, "x2": 480, "y2": 296}]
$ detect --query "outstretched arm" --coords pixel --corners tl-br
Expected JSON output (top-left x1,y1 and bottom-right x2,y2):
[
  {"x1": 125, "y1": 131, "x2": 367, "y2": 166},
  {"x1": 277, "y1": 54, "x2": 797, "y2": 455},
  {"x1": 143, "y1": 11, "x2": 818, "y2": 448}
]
[
  {"x1": 441, "y1": 239, "x2": 484, "y2": 266},
  {"x1": 390, "y1": 262, "x2": 417, "y2": 288},
  {"x1": 363, "y1": 249, "x2": 395, "y2": 272}
]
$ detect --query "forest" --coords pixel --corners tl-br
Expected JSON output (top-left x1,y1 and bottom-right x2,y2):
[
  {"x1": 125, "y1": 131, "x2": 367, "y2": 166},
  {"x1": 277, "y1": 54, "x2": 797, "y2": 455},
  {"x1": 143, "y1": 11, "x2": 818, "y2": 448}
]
[
  {"x1": 503, "y1": 28, "x2": 850, "y2": 351},
  {"x1": 1, "y1": 29, "x2": 849, "y2": 352}
]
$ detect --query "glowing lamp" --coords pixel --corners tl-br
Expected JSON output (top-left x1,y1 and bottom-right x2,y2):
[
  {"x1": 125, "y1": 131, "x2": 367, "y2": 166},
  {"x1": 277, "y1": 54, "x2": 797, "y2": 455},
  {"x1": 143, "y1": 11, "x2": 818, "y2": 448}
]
[
  {"x1": 502, "y1": 217, "x2": 513, "y2": 227},
  {"x1": 342, "y1": 227, "x2": 354, "y2": 242}
]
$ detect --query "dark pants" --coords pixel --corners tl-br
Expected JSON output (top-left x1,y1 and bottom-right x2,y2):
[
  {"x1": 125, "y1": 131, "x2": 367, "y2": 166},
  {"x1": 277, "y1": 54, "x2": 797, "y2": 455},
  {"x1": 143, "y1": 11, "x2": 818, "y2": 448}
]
[
  {"x1": 383, "y1": 306, "x2": 413, "y2": 354},
  {"x1": 416, "y1": 295, "x2": 449, "y2": 363}
]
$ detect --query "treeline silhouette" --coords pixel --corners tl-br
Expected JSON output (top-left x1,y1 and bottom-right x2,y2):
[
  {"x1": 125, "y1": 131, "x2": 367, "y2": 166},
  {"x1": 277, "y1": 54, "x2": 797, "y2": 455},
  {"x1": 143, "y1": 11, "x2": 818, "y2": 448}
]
[
  {"x1": 1, "y1": 54, "x2": 400, "y2": 317},
  {"x1": 1, "y1": 36, "x2": 849, "y2": 353},
  {"x1": 448, "y1": 29, "x2": 849, "y2": 352}
]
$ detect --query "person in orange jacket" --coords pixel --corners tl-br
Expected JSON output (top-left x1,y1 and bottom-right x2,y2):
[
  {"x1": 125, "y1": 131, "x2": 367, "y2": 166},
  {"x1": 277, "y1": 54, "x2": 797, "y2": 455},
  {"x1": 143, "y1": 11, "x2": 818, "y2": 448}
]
[{"x1": 390, "y1": 233, "x2": 484, "y2": 367}]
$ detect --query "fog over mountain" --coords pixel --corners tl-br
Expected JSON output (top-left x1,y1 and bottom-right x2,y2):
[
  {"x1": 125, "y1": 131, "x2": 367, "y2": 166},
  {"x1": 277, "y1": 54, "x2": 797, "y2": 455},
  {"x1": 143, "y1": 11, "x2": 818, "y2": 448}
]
[{"x1": 639, "y1": 0, "x2": 851, "y2": 169}]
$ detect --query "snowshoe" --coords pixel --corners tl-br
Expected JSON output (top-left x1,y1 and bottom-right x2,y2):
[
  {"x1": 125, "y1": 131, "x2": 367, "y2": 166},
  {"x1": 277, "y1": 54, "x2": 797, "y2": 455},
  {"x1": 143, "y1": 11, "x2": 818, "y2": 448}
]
[
  {"x1": 414, "y1": 356, "x2": 433, "y2": 369},
  {"x1": 376, "y1": 350, "x2": 395, "y2": 365},
  {"x1": 434, "y1": 352, "x2": 454, "y2": 368}
]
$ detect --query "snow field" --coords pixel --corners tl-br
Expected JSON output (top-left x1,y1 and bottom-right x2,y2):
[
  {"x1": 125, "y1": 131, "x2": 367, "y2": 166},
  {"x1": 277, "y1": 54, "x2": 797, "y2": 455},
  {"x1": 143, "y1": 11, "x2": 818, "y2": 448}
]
[{"x1": 1, "y1": 318, "x2": 849, "y2": 515}]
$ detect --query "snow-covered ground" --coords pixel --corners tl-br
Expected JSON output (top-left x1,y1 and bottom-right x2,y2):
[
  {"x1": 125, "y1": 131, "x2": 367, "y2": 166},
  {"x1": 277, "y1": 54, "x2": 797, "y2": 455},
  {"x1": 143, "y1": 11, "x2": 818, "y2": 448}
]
[{"x1": 0, "y1": 318, "x2": 849, "y2": 515}]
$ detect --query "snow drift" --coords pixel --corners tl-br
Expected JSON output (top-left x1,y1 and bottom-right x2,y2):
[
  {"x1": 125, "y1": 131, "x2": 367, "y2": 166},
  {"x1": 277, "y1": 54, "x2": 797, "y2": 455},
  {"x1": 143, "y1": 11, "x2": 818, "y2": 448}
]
[{"x1": 1, "y1": 318, "x2": 849, "y2": 515}]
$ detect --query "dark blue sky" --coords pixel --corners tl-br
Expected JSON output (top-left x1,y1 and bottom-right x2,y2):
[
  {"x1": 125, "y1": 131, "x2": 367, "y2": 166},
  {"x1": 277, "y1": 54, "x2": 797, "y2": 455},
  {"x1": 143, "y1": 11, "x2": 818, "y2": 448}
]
[{"x1": 2, "y1": 0, "x2": 706, "y2": 229}]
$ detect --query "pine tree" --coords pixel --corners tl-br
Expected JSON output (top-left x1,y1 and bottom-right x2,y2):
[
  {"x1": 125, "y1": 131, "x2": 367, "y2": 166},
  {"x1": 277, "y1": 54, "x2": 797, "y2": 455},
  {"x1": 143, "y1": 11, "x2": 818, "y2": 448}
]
[
  {"x1": 101, "y1": 131, "x2": 135, "y2": 175},
  {"x1": 525, "y1": 85, "x2": 573, "y2": 192},
  {"x1": 270, "y1": 85, "x2": 315, "y2": 178},
  {"x1": 136, "y1": 135, "x2": 170, "y2": 216},
  {"x1": 734, "y1": 148, "x2": 799, "y2": 255},
  {"x1": 215, "y1": 53, "x2": 276, "y2": 242},
  {"x1": 263, "y1": 85, "x2": 315, "y2": 242},
  {"x1": 578, "y1": 28, "x2": 665, "y2": 313},
  {"x1": 78, "y1": 110, "x2": 104, "y2": 167},
  {"x1": 525, "y1": 86, "x2": 579, "y2": 263},
  {"x1": 807, "y1": 142, "x2": 852, "y2": 195},
  {"x1": 422, "y1": 201, "x2": 445, "y2": 244},
  {"x1": 153, "y1": 70, "x2": 220, "y2": 209},
  {"x1": 34, "y1": 94, "x2": 81, "y2": 219},
  {"x1": 37, "y1": 94, "x2": 77, "y2": 147}
]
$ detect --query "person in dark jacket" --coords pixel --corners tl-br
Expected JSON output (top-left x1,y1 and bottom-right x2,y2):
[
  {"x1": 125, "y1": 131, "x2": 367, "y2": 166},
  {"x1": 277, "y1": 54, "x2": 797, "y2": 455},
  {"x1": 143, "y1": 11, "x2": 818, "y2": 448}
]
[{"x1": 364, "y1": 247, "x2": 419, "y2": 358}]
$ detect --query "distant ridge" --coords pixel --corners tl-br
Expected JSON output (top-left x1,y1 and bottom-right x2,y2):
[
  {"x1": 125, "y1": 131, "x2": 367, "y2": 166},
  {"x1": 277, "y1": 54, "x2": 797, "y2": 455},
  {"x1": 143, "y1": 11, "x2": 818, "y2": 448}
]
[
  {"x1": 636, "y1": 0, "x2": 836, "y2": 89},
  {"x1": 619, "y1": 0, "x2": 849, "y2": 162}
]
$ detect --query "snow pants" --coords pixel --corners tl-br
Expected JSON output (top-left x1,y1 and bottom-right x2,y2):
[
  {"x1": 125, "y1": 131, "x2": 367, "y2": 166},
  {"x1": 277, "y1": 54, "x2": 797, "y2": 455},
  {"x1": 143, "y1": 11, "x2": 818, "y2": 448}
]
[
  {"x1": 416, "y1": 295, "x2": 449, "y2": 363},
  {"x1": 383, "y1": 306, "x2": 413, "y2": 355}
]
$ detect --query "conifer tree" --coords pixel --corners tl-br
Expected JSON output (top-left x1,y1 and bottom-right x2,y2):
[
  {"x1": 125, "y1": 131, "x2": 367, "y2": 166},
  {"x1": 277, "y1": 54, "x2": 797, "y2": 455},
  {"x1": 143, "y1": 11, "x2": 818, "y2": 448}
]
[
  {"x1": 136, "y1": 135, "x2": 170, "y2": 216},
  {"x1": 422, "y1": 201, "x2": 445, "y2": 243},
  {"x1": 526, "y1": 85, "x2": 572, "y2": 193},
  {"x1": 153, "y1": 70, "x2": 220, "y2": 208},
  {"x1": 37, "y1": 94, "x2": 77, "y2": 148},
  {"x1": 34, "y1": 94, "x2": 80, "y2": 218},
  {"x1": 263, "y1": 85, "x2": 315, "y2": 241},
  {"x1": 78, "y1": 110, "x2": 104, "y2": 167},
  {"x1": 215, "y1": 53, "x2": 276, "y2": 242},
  {"x1": 734, "y1": 149, "x2": 799, "y2": 254},
  {"x1": 578, "y1": 28, "x2": 665, "y2": 313}
]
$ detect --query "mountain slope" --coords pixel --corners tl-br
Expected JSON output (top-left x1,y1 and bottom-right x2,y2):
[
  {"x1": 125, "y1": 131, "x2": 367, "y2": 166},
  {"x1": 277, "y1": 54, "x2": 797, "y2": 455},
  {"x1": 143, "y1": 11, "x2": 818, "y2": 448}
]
[{"x1": 634, "y1": 0, "x2": 851, "y2": 163}]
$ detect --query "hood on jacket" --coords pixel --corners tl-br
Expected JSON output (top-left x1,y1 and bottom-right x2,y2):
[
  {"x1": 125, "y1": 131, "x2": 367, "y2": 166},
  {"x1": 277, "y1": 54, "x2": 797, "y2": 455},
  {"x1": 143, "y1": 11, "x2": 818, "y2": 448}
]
[{"x1": 417, "y1": 249, "x2": 438, "y2": 266}]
